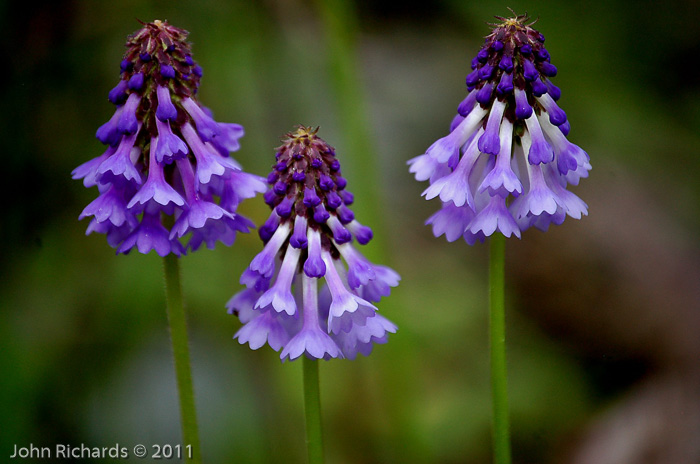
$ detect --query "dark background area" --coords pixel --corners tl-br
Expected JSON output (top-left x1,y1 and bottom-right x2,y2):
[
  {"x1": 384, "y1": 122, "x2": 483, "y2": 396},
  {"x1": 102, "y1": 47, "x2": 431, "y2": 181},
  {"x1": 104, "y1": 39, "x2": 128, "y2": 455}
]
[{"x1": 1, "y1": 0, "x2": 699, "y2": 463}]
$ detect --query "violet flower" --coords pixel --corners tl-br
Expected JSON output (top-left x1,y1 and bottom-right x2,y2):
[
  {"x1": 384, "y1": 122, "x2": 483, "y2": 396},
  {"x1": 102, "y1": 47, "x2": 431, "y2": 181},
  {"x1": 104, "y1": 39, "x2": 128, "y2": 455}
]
[
  {"x1": 227, "y1": 126, "x2": 399, "y2": 361},
  {"x1": 409, "y1": 14, "x2": 590, "y2": 243},
  {"x1": 72, "y1": 20, "x2": 266, "y2": 255}
]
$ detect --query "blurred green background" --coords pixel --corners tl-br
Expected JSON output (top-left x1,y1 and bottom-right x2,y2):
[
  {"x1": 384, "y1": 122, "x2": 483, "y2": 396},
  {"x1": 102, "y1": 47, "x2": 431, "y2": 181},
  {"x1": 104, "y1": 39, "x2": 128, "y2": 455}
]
[{"x1": 2, "y1": 0, "x2": 699, "y2": 463}]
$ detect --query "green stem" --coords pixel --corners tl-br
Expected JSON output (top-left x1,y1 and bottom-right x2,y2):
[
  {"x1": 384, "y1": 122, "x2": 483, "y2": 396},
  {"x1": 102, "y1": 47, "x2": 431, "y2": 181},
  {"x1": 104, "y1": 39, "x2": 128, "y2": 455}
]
[
  {"x1": 162, "y1": 254, "x2": 202, "y2": 463},
  {"x1": 489, "y1": 233, "x2": 511, "y2": 464},
  {"x1": 302, "y1": 356, "x2": 324, "y2": 464}
]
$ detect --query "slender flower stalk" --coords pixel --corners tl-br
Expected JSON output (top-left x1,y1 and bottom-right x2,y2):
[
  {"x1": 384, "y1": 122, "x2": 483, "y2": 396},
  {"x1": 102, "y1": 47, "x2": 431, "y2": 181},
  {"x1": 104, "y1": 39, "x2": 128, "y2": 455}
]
[
  {"x1": 73, "y1": 20, "x2": 265, "y2": 461},
  {"x1": 409, "y1": 13, "x2": 590, "y2": 463},
  {"x1": 228, "y1": 126, "x2": 399, "y2": 463}
]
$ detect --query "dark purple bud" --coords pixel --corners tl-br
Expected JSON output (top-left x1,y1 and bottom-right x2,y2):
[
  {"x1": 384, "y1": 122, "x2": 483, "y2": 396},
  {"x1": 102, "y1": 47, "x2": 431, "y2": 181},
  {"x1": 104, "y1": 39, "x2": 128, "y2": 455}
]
[
  {"x1": 478, "y1": 64, "x2": 494, "y2": 80},
  {"x1": 108, "y1": 80, "x2": 128, "y2": 104},
  {"x1": 310, "y1": 158, "x2": 323, "y2": 168},
  {"x1": 275, "y1": 161, "x2": 287, "y2": 171},
  {"x1": 352, "y1": 223, "x2": 373, "y2": 245},
  {"x1": 539, "y1": 62, "x2": 557, "y2": 77},
  {"x1": 319, "y1": 174, "x2": 334, "y2": 191},
  {"x1": 326, "y1": 191, "x2": 342, "y2": 209},
  {"x1": 520, "y1": 44, "x2": 532, "y2": 55},
  {"x1": 120, "y1": 59, "x2": 133, "y2": 73},
  {"x1": 266, "y1": 171, "x2": 279, "y2": 184},
  {"x1": 128, "y1": 73, "x2": 144, "y2": 90},
  {"x1": 292, "y1": 170, "x2": 306, "y2": 182},
  {"x1": 193, "y1": 65, "x2": 203, "y2": 77},
  {"x1": 340, "y1": 190, "x2": 354, "y2": 205},
  {"x1": 523, "y1": 59, "x2": 539, "y2": 81},
  {"x1": 313, "y1": 204, "x2": 330, "y2": 223},
  {"x1": 259, "y1": 213, "x2": 280, "y2": 241},
  {"x1": 471, "y1": 56, "x2": 479, "y2": 70},
  {"x1": 273, "y1": 181, "x2": 287, "y2": 195},
  {"x1": 476, "y1": 83, "x2": 494, "y2": 105},
  {"x1": 538, "y1": 33, "x2": 545, "y2": 42},
  {"x1": 160, "y1": 64, "x2": 176, "y2": 79},
  {"x1": 335, "y1": 176, "x2": 347, "y2": 190},
  {"x1": 514, "y1": 89, "x2": 533, "y2": 119},
  {"x1": 337, "y1": 205, "x2": 355, "y2": 224},
  {"x1": 531, "y1": 79, "x2": 547, "y2": 96},
  {"x1": 457, "y1": 91, "x2": 477, "y2": 116},
  {"x1": 330, "y1": 159, "x2": 341, "y2": 171},
  {"x1": 263, "y1": 189, "x2": 277, "y2": 206},
  {"x1": 558, "y1": 120, "x2": 571, "y2": 136},
  {"x1": 491, "y1": 40, "x2": 504, "y2": 52},
  {"x1": 275, "y1": 196, "x2": 294, "y2": 217},
  {"x1": 466, "y1": 69, "x2": 480, "y2": 87},
  {"x1": 536, "y1": 47, "x2": 550, "y2": 61},
  {"x1": 477, "y1": 49, "x2": 489, "y2": 63},
  {"x1": 547, "y1": 105, "x2": 567, "y2": 126},
  {"x1": 304, "y1": 187, "x2": 322, "y2": 207},
  {"x1": 185, "y1": 55, "x2": 194, "y2": 66},
  {"x1": 499, "y1": 55, "x2": 513, "y2": 72},
  {"x1": 496, "y1": 72, "x2": 513, "y2": 95},
  {"x1": 139, "y1": 52, "x2": 151, "y2": 62},
  {"x1": 290, "y1": 219, "x2": 308, "y2": 249},
  {"x1": 545, "y1": 79, "x2": 561, "y2": 101}
]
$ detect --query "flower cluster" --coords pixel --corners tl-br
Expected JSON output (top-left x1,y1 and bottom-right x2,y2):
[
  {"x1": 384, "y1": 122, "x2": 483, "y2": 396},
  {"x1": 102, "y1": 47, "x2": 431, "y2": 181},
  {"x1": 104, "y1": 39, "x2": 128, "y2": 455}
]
[
  {"x1": 72, "y1": 20, "x2": 266, "y2": 256},
  {"x1": 227, "y1": 126, "x2": 399, "y2": 361},
  {"x1": 409, "y1": 13, "x2": 590, "y2": 243}
]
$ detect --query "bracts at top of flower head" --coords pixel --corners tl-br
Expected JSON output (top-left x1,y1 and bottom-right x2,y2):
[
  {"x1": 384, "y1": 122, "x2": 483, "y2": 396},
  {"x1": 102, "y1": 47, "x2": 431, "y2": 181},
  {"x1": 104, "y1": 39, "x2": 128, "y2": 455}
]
[
  {"x1": 227, "y1": 126, "x2": 400, "y2": 361},
  {"x1": 408, "y1": 12, "x2": 590, "y2": 244},
  {"x1": 72, "y1": 20, "x2": 266, "y2": 255}
]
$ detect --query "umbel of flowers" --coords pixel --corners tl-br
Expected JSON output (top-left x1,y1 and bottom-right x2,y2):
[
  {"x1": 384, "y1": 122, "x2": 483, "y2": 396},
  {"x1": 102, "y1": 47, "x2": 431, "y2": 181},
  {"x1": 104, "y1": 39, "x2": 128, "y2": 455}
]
[
  {"x1": 227, "y1": 126, "x2": 399, "y2": 361},
  {"x1": 72, "y1": 20, "x2": 266, "y2": 255},
  {"x1": 409, "y1": 13, "x2": 591, "y2": 243}
]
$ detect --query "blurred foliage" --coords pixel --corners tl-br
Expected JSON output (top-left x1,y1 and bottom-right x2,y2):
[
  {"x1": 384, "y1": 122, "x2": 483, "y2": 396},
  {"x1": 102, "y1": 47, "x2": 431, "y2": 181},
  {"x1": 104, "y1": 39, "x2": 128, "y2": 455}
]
[{"x1": 1, "y1": 0, "x2": 698, "y2": 463}]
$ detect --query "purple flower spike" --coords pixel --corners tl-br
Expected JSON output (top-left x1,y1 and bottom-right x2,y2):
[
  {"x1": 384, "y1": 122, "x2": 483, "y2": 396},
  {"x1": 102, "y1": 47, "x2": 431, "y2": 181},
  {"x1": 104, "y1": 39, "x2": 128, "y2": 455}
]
[
  {"x1": 74, "y1": 20, "x2": 259, "y2": 255},
  {"x1": 410, "y1": 13, "x2": 590, "y2": 240},
  {"x1": 230, "y1": 126, "x2": 398, "y2": 360},
  {"x1": 156, "y1": 85, "x2": 178, "y2": 122}
]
